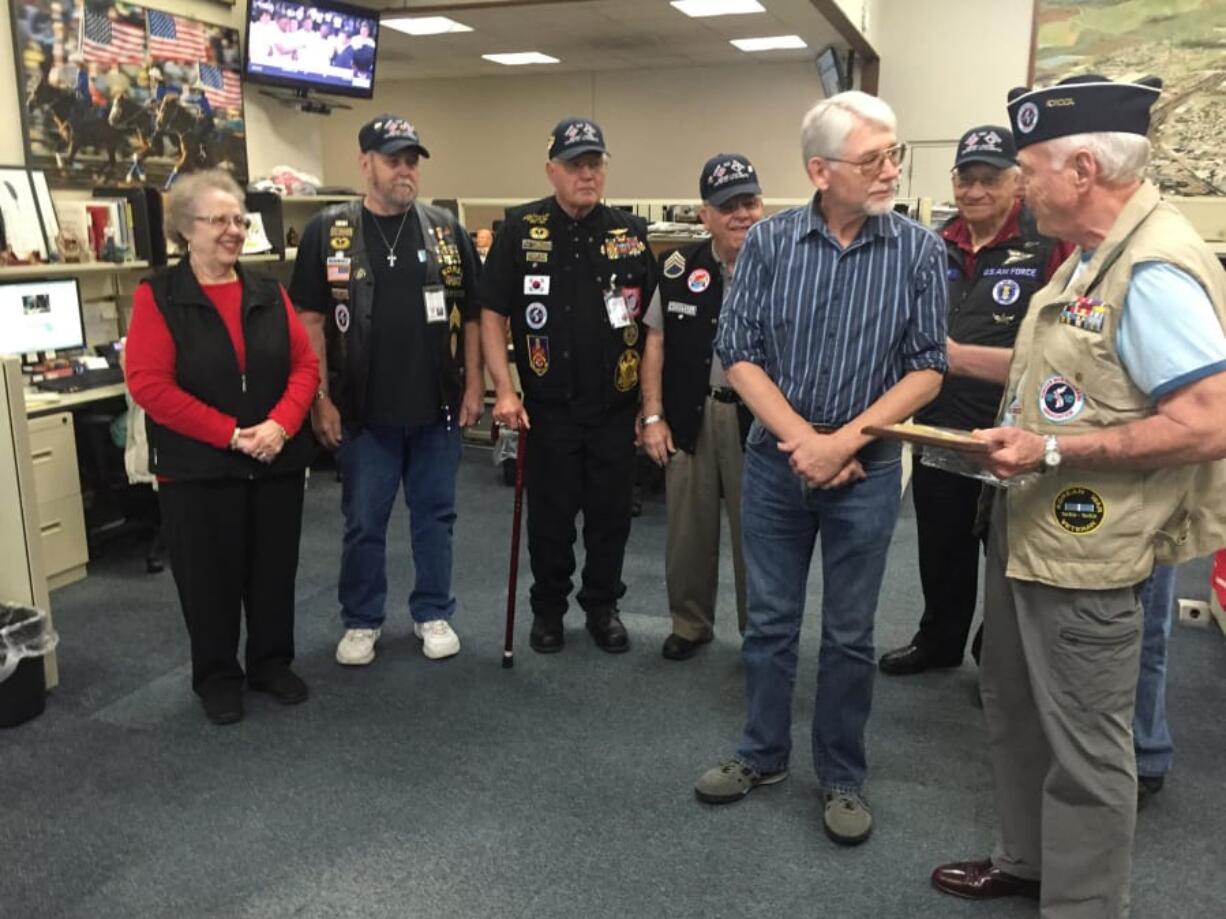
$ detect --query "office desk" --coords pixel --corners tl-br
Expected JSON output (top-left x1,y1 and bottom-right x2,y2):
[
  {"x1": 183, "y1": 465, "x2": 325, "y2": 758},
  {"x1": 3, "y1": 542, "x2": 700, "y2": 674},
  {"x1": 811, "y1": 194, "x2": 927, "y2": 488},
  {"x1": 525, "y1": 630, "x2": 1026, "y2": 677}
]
[{"x1": 25, "y1": 382, "x2": 128, "y2": 418}]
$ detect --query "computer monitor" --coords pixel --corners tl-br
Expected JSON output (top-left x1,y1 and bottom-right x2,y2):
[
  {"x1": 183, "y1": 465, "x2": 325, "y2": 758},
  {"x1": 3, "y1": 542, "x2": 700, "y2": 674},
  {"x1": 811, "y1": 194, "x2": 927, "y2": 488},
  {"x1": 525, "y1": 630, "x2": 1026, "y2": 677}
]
[{"x1": 0, "y1": 278, "x2": 86, "y2": 357}]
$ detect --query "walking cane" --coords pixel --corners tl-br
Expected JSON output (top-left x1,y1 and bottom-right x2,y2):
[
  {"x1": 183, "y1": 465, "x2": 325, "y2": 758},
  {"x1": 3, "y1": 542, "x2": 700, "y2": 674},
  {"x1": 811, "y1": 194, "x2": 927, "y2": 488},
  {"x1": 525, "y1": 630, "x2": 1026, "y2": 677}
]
[{"x1": 502, "y1": 426, "x2": 528, "y2": 668}]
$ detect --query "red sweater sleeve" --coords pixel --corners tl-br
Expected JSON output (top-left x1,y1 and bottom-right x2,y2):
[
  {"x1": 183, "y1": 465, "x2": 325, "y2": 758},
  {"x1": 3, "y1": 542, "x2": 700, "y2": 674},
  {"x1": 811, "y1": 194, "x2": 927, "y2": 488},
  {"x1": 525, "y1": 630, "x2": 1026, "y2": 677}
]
[
  {"x1": 124, "y1": 283, "x2": 236, "y2": 449},
  {"x1": 265, "y1": 285, "x2": 320, "y2": 437}
]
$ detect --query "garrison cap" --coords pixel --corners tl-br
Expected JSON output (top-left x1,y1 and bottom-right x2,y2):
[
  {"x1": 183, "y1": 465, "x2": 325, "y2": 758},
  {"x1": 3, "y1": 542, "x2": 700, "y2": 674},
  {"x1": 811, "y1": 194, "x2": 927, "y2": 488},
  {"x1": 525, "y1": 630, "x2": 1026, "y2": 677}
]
[{"x1": 1006, "y1": 74, "x2": 1162, "y2": 149}]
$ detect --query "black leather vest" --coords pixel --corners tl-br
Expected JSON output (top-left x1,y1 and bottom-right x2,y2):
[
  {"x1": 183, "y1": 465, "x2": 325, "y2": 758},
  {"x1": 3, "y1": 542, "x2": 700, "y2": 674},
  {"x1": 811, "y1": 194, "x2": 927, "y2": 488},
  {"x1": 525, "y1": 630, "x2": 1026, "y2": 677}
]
[
  {"x1": 144, "y1": 260, "x2": 315, "y2": 480},
  {"x1": 502, "y1": 198, "x2": 652, "y2": 413},
  {"x1": 920, "y1": 207, "x2": 1061, "y2": 430},
  {"x1": 657, "y1": 239, "x2": 747, "y2": 452},
  {"x1": 318, "y1": 200, "x2": 469, "y2": 430}
]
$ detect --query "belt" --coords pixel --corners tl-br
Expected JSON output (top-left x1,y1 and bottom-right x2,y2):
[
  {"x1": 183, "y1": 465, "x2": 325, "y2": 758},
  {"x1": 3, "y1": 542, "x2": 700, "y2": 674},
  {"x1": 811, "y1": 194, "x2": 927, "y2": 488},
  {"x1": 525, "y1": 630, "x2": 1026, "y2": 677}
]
[
  {"x1": 709, "y1": 386, "x2": 741, "y2": 404},
  {"x1": 810, "y1": 422, "x2": 901, "y2": 464}
]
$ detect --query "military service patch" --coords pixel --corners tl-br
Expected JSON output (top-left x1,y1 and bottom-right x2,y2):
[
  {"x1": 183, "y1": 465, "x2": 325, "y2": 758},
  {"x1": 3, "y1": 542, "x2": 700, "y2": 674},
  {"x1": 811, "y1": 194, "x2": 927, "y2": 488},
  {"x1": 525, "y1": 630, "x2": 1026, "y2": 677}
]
[
  {"x1": 662, "y1": 251, "x2": 686, "y2": 279},
  {"x1": 1053, "y1": 486, "x2": 1105, "y2": 535}
]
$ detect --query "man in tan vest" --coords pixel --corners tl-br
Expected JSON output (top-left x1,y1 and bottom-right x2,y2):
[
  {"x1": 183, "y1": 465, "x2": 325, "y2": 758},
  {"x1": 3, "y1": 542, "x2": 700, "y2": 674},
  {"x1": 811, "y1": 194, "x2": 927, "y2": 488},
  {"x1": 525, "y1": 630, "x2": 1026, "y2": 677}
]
[{"x1": 931, "y1": 75, "x2": 1226, "y2": 918}]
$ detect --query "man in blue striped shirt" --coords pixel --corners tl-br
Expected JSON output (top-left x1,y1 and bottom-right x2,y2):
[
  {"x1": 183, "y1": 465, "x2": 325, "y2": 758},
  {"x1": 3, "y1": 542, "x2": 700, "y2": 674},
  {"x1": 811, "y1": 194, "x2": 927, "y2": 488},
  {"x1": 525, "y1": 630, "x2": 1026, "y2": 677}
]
[{"x1": 693, "y1": 91, "x2": 948, "y2": 846}]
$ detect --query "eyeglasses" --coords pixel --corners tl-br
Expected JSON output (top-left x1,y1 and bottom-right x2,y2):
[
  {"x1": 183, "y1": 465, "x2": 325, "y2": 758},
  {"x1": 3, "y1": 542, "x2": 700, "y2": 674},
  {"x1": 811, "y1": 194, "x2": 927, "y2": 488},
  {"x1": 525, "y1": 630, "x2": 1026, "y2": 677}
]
[
  {"x1": 193, "y1": 214, "x2": 252, "y2": 230},
  {"x1": 825, "y1": 143, "x2": 908, "y2": 177},
  {"x1": 951, "y1": 170, "x2": 1010, "y2": 190}
]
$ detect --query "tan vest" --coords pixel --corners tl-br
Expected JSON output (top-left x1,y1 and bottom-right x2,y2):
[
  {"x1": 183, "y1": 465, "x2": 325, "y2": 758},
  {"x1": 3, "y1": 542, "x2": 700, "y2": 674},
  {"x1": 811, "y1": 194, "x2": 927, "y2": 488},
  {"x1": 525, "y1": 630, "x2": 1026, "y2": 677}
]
[{"x1": 1002, "y1": 181, "x2": 1226, "y2": 589}]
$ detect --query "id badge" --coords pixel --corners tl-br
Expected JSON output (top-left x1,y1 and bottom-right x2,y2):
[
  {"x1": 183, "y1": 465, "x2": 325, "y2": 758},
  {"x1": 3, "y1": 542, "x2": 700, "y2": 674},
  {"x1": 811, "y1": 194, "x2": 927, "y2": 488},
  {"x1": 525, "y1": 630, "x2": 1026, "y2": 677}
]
[
  {"x1": 604, "y1": 290, "x2": 631, "y2": 329},
  {"x1": 424, "y1": 286, "x2": 447, "y2": 324}
]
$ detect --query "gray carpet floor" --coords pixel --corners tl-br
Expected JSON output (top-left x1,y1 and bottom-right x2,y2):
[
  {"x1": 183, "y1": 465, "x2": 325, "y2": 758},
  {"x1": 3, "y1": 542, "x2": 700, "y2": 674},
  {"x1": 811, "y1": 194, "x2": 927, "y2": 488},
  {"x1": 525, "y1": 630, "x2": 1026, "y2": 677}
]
[{"x1": 2, "y1": 446, "x2": 1223, "y2": 919}]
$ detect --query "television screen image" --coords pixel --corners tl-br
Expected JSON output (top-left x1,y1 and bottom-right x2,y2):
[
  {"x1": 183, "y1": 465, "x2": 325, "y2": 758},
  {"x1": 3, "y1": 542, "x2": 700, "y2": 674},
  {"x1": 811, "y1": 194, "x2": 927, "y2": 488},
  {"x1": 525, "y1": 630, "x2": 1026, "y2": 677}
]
[
  {"x1": 245, "y1": 0, "x2": 380, "y2": 99},
  {"x1": 0, "y1": 278, "x2": 85, "y2": 356},
  {"x1": 817, "y1": 46, "x2": 845, "y2": 98}
]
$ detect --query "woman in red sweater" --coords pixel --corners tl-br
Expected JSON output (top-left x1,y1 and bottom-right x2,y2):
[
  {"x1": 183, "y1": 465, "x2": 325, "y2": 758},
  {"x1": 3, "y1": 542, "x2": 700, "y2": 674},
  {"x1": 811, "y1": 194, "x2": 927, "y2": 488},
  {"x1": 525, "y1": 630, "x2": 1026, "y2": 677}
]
[{"x1": 125, "y1": 169, "x2": 318, "y2": 725}]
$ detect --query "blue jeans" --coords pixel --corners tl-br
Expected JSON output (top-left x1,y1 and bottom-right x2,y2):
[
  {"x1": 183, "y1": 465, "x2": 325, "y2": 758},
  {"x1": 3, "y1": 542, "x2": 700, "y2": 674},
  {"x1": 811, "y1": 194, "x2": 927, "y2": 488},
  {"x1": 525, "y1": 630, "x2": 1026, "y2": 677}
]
[
  {"x1": 735, "y1": 427, "x2": 902, "y2": 793},
  {"x1": 1134, "y1": 564, "x2": 1176, "y2": 778},
  {"x1": 336, "y1": 421, "x2": 462, "y2": 628}
]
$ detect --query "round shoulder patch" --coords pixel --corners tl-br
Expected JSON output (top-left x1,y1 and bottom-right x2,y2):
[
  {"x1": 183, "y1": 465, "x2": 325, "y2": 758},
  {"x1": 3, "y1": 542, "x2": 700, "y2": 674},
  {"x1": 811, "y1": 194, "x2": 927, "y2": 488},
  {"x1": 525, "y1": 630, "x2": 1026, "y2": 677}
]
[
  {"x1": 1039, "y1": 376, "x2": 1084, "y2": 423},
  {"x1": 992, "y1": 279, "x2": 1021, "y2": 306},
  {"x1": 1053, "y1": 486, "x2": 1104, "y2": 535},
  {"x1": 525, "y1": 301, "x2": 548, "y2": 330},
  {"x1": 688, "y1": 268, "x2": 711, "y2": 293}
]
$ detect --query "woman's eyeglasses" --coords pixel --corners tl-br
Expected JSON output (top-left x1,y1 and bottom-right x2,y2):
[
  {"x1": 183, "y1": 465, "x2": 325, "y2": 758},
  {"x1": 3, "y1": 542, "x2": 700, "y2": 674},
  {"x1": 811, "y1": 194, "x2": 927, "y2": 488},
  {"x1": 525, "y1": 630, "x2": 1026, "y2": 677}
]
[{"x1": 193, "y1": 214, "x2": 252, "y2": 230}]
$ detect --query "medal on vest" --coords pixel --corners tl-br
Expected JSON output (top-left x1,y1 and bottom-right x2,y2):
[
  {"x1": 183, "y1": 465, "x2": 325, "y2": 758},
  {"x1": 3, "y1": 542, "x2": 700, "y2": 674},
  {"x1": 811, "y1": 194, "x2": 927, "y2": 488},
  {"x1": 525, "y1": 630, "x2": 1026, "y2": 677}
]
[
  {"x1": 1058, "y1": 297, "x2": 1107, "y2": 333},
  {"x1": 424, "y1": 286, "x2": 447, "y2": 324},
  {"x1": 615, "y1": 349, "x2": 640, "y2": 392}
]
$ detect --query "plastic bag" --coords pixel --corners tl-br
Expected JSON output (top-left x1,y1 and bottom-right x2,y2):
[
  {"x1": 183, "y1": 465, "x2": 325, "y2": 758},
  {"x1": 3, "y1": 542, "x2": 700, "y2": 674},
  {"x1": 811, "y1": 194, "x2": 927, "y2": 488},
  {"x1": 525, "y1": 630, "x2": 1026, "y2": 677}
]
[
  {"x1": 919, "y1": 445, "x2": 1040, "y2": 489},
  {"x1": 494, "y1": 427, "x2": 519, "y2": 465},
  {"x1": 0, "y1": 604, "x2": 59, "y2": 684}
]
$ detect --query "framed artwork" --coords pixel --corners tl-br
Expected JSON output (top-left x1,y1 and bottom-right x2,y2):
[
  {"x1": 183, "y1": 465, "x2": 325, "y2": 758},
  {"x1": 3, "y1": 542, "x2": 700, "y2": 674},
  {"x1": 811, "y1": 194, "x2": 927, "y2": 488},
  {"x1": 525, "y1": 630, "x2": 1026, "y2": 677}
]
[
  {"x1": 1032, "y1": 0, "x2": 1226, "y2": 196},
  {"x1": 30, "y1": 170, "x2": 61, "y2": 255},
  {"x1": 10, "y1": 0, "x2": 248, "y2": 190},
  {"x1": 0, "y1": 167, "x2": 51, "y2": 261}
]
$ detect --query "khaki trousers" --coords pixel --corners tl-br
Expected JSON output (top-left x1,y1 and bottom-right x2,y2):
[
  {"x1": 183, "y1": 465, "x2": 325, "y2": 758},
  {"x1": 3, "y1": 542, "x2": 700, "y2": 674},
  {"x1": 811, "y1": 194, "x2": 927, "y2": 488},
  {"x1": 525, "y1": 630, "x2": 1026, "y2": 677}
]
[
  {"x1": 981, "y1": 495, "x2": 1142, "y2": 919},
  {"x1": 664, "y1": 397, "x2": 747, "y2": 640}
]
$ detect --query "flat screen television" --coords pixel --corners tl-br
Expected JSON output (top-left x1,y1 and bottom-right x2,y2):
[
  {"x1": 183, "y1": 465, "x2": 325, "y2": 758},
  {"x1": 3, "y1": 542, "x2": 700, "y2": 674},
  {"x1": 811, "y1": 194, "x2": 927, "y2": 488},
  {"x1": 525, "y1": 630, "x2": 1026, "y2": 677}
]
[
  {"x1": 816, "y1": 45, "x2": 845, "y2": 98},
  {"x1": 244, "y1": 0, "x2": 380, "y2": 99}
]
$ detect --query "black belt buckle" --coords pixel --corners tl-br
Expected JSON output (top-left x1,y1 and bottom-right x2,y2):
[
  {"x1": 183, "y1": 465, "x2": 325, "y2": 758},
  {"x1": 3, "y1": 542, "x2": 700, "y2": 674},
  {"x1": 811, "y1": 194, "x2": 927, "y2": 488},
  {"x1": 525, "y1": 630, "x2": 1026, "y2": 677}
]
[{"x1": 709, "y1": 387, "x2": 740, "y2": 404}]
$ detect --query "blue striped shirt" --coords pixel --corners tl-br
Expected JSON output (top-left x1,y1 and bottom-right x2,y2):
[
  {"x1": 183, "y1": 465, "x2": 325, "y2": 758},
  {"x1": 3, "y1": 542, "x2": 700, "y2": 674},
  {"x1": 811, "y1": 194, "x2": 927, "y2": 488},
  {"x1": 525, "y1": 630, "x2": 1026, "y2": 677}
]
[{"x1": 715, "y1": 196, "x2": 948, "y2": 424}]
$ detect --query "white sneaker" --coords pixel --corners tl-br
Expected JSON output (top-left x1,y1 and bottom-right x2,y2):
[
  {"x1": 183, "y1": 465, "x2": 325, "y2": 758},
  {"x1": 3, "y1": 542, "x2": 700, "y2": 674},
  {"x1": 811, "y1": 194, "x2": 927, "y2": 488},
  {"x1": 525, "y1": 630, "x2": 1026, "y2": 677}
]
[
  {"x1": 414, "y1": 619, "x2": 460, "y2": 660},
  {"x1": 336, "y1": 628, "x2": 380, "y2": 666}
]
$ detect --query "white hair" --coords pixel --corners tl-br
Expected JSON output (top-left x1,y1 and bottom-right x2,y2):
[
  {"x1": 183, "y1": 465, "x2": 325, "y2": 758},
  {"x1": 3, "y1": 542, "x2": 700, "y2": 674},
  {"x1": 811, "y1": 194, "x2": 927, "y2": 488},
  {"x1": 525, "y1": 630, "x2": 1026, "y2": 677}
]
[
  {"x1": 1044, "y1": 132, "x2": 1150, "y2": 184},
  {"x1": 801, "y1": 91, "x2": 898, "y2": 163}
]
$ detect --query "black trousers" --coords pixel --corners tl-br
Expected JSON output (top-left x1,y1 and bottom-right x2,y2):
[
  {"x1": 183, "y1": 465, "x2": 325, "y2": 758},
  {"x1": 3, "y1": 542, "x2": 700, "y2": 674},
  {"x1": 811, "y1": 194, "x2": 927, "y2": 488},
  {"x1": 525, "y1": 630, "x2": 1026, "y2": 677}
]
[
  {"x1": 159, "y1": 473, "x2": 306, "y2": 692},
  {"x1": 525, "y1": 403, "x2": 636, "y2": 621},
  {"x1": 911, "y1": 459, "x2": 985, "y2": 663}
]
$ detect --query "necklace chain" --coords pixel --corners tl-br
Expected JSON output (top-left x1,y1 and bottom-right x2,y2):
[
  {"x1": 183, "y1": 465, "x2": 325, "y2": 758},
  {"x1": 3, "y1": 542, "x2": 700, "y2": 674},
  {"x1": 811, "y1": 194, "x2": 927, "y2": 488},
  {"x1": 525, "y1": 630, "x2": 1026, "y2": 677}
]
[{"x1": 370, "y1": 209, "x2": 411, "y2": 266}]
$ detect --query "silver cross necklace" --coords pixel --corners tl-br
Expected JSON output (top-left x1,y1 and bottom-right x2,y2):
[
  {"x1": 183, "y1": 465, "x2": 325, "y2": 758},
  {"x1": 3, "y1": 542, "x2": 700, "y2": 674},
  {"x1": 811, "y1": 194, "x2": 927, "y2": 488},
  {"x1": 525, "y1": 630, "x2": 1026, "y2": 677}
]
[{"x1": 370, "y1": 209, "x2": 411, "y2": 266}]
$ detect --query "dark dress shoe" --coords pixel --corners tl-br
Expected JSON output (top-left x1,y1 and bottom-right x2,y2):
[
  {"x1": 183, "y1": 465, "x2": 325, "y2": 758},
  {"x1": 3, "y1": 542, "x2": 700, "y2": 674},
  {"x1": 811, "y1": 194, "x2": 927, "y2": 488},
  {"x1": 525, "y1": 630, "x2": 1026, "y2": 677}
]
[
  {"x1": 529, "y1": 617, "x2": 564, "y2": 654},
  {"x1": 662, "y1": 633, "x2": 709, "y2": 661},
  {"x1": 199, "y1": 682, "x2": 244, "y2": 726},
  {"x1": 878, "y1": 643, "x2": 960, "y2": 675},
  {"x1": 145, "y1": 555, "x2": 164, "y2": 574},
  {"x1": 587, "y1": 613, "x2": 629, "y2": 653},
  {"x1": 932, "y1": 859, "x2": 1040, "y2": 900},
  {"x1": 1137, "y1": 774, "x2": 1165, "y2": 810},
  {"x1": 248, "y1": 667, "x2": 309, "y2": 705}
]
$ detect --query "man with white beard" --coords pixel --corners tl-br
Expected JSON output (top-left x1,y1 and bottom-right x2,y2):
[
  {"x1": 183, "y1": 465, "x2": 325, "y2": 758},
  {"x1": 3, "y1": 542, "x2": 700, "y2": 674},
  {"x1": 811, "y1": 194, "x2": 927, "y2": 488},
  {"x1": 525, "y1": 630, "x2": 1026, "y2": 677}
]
[{"x1": 692, "y1": 92, "x2": 948, "y2": 847}]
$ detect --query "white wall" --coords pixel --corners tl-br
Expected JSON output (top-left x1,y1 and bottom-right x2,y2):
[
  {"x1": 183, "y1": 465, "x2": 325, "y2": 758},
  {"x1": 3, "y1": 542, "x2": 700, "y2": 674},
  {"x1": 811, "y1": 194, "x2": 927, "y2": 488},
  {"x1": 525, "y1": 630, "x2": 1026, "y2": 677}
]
[
  {"x1": 870, "y1": 0, "x2": 1033, "y2": 200},
  {"x1": 0, "y1": 0, "x2": 323, "y2": 182},
  {"x1": 317, "y1": 61, "x2": 830, "y2": 203}
]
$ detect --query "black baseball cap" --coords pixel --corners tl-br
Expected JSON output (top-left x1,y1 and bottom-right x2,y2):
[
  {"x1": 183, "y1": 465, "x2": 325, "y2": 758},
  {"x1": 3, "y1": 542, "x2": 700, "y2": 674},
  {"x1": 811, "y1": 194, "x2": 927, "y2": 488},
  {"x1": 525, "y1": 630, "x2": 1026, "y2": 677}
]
[
  {"x1": 700, "y1": 153, "x2": 762, "y2": 206},
  {"x1": 954, "y1": 125, "x2": 1017, "y2": 170},
  {"x1": 548, "y1": 117, "x2": 608, "y2": 161},
  {"x1": 1007, "y1": 74, "x2": 1162, "y2": 149},
  {"x1": 359, "y1": 114, "x2": 430, "y2": 158}
]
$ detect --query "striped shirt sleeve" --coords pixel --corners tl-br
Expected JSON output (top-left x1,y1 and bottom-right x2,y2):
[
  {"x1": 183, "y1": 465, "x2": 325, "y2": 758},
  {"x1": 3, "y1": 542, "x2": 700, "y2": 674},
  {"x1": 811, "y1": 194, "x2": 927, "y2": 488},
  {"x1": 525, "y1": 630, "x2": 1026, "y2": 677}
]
[
  {"x1": 714, "y1": 222, "x2": 769, "y2": 368},
  {"x1": 900, "y1": 230, "x2": 950, "y2": 374}
]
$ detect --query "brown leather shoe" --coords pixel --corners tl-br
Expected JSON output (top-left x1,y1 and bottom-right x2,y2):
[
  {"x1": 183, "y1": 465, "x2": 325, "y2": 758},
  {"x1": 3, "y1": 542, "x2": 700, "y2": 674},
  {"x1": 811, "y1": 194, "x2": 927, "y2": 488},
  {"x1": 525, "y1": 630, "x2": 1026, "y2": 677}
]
[{"x1": 932, "y1": 859, "x2": 1040, "y2": 900}]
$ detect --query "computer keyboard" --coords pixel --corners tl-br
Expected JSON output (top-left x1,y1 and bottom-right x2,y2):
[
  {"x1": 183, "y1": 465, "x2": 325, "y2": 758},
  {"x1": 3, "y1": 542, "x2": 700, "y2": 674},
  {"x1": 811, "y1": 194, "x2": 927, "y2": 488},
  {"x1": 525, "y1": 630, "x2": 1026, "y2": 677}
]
[{"x1": 35, "y1": 367, "x2": 125, "y2": 393}]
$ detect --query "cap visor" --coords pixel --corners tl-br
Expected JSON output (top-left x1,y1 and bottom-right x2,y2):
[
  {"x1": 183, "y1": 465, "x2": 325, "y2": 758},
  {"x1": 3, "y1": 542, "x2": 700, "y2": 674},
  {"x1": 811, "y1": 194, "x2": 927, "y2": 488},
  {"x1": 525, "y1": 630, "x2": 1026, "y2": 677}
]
[
  {"x1": 377, "y1": 140, "x2": 430, "y2": 158},
  {"x1": 956, "y1": 154, "x2": 1015, "y2": 169},
  {"x1": 705, "y1": 182, "x2": 762, "y2": 207},
  {"x1": 555, "y1": 144, "x2": 608, "y2": 161}
]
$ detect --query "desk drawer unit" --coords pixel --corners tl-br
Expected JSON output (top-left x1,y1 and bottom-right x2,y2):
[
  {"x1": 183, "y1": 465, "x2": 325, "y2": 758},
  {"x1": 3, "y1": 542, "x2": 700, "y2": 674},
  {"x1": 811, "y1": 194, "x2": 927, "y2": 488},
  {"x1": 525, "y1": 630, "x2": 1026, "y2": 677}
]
[{"x1": 27, "y1": 412, "x2": 89, "y2": 588}]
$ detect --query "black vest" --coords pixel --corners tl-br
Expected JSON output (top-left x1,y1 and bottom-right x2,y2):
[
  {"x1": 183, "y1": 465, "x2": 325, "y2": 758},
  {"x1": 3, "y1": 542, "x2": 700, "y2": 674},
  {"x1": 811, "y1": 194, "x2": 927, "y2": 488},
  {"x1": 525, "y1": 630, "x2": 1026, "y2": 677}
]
[
  {"x1": 318, "y1": 200, "x2": 469, "y2": 430},
  {"x1": 919, "y1": 207, "x2": 1061, "y2": 430},
  {"x1": 502, "y1": 198, "x2": 652, "y2": 413},
  {"x1": 657, "y1": 239, "x2": 749, "y2": 453},
  {"x1": 144, "y1": 260, "x2": 315, "y2": 480}
]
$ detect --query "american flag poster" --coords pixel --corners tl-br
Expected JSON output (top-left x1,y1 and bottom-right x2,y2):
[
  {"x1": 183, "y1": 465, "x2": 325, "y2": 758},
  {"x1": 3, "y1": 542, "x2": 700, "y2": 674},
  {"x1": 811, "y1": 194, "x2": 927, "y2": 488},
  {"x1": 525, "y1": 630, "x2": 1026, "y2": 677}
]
[{"x1": 15, "y1": 1, "x2": 248, "y2": 189}]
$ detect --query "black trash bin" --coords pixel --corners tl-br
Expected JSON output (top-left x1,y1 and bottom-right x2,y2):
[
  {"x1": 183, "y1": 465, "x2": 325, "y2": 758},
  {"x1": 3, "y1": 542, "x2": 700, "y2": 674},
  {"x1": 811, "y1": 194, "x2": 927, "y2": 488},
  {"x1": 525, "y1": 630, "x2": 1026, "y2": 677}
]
[{"x1": 0, "y1": 603, "x2": 58, "y2": 729}]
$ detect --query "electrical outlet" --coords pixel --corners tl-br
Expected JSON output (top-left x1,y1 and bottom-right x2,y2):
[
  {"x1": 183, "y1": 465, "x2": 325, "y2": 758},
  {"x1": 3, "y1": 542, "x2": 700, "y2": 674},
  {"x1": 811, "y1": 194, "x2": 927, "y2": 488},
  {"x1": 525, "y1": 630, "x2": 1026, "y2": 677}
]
[{"x1": 1177, "y1": 598, "x2": 1212, "y2": 628}]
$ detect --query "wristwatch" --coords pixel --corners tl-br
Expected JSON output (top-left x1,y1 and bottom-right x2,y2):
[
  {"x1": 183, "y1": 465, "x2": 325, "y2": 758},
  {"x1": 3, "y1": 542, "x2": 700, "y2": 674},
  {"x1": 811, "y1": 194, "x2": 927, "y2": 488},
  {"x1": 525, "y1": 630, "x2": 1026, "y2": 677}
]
[
  {"x1": 640, "y1": 414, "x2": 664, "y2": 427},
  {"x1": 1042, "y1": 434, "x2": 1062, "y2": 470}
]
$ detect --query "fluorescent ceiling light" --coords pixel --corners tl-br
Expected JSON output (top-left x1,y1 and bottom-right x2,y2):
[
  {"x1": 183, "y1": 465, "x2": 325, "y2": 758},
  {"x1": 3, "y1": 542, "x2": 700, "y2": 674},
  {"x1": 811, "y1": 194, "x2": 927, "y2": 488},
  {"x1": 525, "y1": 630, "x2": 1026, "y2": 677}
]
[
  {"x1": 731, "y1": 34, "x2": 808, "y2": 52},
  {"x1": 482, "y1": 52, "x2": 560, "y2": 66},
  {"x1": 671, "y1": 0, "x2": 765, "y2": 16},
  {"x1": 382, "y1": 16, "x2": 473, "y2": 36}
]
